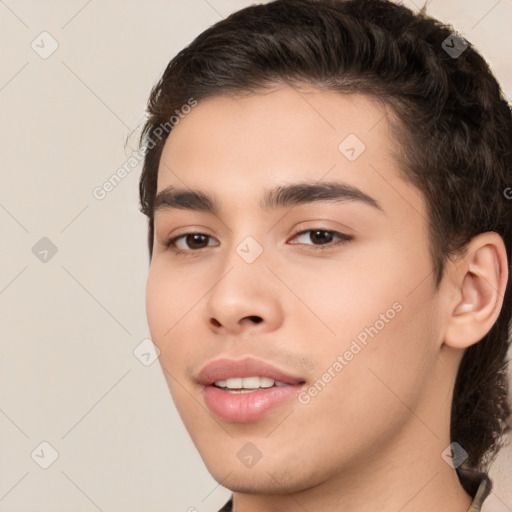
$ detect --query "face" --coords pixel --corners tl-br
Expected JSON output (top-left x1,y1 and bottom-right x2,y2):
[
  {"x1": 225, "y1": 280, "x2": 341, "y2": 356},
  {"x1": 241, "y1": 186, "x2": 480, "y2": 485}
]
[{"x1": 146, "y1": 85, "x2": 450, "y2": 494}]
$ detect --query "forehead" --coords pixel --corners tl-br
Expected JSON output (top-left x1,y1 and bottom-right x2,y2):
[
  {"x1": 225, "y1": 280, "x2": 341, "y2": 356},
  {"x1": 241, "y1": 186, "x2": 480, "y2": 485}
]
[
  {"x1": 160, "y1": 85, "x2": 388, "y2": 174},
  {"x1": 156, "y1": 85, "x2": 424, "y2": 220}
]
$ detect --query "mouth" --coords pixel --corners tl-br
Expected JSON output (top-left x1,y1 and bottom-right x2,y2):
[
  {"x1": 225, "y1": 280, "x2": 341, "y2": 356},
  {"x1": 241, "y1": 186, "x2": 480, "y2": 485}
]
[{"x1": 197, "y1": 357, "x2": 306, "y2": 422}]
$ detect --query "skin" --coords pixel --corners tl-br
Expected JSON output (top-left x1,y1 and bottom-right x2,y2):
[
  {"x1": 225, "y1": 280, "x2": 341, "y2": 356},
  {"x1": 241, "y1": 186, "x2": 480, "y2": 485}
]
[{"x1": 145, "y1": 84, "x2": 507, "y2": 512}]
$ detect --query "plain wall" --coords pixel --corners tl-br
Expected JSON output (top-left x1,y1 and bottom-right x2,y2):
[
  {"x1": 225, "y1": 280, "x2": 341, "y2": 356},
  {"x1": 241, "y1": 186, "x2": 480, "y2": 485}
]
[{"x1": 0, "y1": 1, "x2": 510, "y2": 511}]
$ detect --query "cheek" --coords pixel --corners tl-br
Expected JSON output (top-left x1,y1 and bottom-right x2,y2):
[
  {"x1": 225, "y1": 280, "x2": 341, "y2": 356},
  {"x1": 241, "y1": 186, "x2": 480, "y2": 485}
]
[
  {"x1": 291, "y1": 294, "x2": 439, "y2": 470},
  {"x1": 145, "y1": 262, "x2": 193, "y2": 354},
  {"x1": 283, "y1": 236, "x2": 430, "y2": 344},
  {"x1": 145, "y1": 266, "x2": 170, "y2": 340},
  {"x1": 326, "y1": 280, "x2": 439, "y2": 417},
  {"x1": 291, "y1": 235, "x2": 439, "y2": 416},
  {"x1": 145, "y1": 261, "x2": 212, "y2": 386},
  {"x1": 145, "y1": 260, "x2": 204, "y2": 337}
]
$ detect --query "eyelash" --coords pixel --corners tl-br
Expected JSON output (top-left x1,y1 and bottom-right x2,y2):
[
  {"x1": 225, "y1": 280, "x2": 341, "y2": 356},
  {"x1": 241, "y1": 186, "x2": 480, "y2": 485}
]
[{"x1": 164, "y1": 229, "x2": 353, "y2": 255}]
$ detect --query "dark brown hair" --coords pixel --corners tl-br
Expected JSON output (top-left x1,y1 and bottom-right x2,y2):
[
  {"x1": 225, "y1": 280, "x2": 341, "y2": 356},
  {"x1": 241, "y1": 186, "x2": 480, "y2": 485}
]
[{"x1": 139, "y1": 0, "x2": 512, "y2": 470}]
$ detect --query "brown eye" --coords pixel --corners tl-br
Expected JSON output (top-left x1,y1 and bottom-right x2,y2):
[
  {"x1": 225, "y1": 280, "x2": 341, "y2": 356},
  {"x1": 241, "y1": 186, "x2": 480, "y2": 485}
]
[
  {"x1": 309, "y1": 230, "x2": 334, "y2": 245},
  {"x1": 166, "y1": 232, "x2": 219, "y2": 252},
  {"x1": 290, "y1": 229, "x2": 353, "y2": 248},
  {"x1": 185, "y1": 234, "x2": 210, "y2": 249}
]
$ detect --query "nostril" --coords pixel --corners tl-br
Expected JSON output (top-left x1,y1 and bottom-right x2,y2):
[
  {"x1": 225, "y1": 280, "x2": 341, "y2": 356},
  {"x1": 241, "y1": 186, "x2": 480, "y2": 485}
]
[
  {"x1": 210, "y1": 318, "x2": 222, "y2": 328},
  {"x1": 246, "y1": 315, "x2": 263, "y2": 324},
  {"x1": 209, "y1": 316, "x2": 263, "y2": 328}
]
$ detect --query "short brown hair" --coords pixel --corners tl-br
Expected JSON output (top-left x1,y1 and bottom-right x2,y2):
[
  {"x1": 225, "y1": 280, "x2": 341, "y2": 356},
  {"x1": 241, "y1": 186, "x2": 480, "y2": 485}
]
[{"x1": 139, "y1": 0, "x2": 512, "y2": 470}]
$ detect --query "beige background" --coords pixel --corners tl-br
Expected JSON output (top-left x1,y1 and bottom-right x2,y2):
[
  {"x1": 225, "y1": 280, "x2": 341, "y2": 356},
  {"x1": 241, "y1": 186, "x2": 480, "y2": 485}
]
[{"x1": 0, "y1": 1, "x2": 510, "y2": 511}]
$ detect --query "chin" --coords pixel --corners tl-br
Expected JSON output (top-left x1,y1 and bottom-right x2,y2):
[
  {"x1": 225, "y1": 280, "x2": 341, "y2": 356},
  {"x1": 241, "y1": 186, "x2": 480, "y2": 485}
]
[
  {"x1": 203, "y1": 457, "x2": 317, "y2": 495},
  {"x1": 211, "y1": 472, "x2": 301, "y2": 495}
]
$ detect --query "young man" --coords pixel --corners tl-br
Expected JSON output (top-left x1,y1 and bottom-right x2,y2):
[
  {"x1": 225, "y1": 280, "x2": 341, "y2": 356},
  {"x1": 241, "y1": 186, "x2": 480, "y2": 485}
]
[{"x1": 139, "y1": 1, "x2": 511, "y2": 510}]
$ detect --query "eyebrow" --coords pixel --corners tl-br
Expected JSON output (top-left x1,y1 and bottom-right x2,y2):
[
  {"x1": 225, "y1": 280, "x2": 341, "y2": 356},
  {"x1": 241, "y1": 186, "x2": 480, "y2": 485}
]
[{"x1": 153, "y1": 180, "x2": 383, "y2": 215}]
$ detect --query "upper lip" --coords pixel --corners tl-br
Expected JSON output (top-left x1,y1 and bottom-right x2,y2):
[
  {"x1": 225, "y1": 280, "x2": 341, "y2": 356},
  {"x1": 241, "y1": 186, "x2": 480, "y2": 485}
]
[{"x1": 197, "y1": 357, "x2": 305, "y2": 386}]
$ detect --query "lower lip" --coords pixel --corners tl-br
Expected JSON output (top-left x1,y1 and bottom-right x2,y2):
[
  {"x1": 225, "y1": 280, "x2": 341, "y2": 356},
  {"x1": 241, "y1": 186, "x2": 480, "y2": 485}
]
[{"x1": 203, "y1": 384, "x2": 301, "y2": 422}]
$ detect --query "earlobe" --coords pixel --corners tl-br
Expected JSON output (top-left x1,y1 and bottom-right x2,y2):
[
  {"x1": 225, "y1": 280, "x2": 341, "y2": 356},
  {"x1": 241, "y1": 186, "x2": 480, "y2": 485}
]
[{"x1": 444, "y1": 233, "x2": 508, "y2": 350}]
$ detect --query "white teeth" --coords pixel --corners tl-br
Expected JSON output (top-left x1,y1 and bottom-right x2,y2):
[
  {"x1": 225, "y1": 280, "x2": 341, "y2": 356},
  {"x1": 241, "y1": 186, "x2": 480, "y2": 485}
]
[
  {"x1": 227, "y1": 377, "x2": 243, "y2": 388},
  {"x1": 243, "y1": 376, "x2": 274, "y2": 389},
  {"x1": 214, "y1": 376, "x2": 287, "y2": 389}
]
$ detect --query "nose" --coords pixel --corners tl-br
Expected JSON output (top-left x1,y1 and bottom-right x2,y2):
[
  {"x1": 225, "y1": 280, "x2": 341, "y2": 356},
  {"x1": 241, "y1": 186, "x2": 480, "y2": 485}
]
[{"x1": 202, "y1": 254, "x2": 284, "y2": 335}]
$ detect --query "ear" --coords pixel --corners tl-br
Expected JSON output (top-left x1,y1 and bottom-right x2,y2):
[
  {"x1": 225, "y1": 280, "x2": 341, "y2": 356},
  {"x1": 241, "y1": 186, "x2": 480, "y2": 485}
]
[{"x1": 444, "y1": 232, "x2": 508, "y2": 349}]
